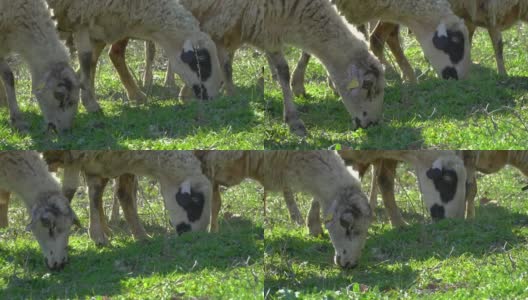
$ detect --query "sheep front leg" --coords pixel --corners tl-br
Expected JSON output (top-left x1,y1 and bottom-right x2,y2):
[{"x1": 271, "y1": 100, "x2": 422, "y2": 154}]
[
  {"x1": 217, "y1": 46, "x2": 236, "y2": 96},
  {"x1": 210, "y1": 183, "x2": 222, "y2": 232},
  {"x1": 488, "y1": 27, "x2": 507, "y2": 76},
  {"x1": 0, "y1": 189, "x2": 10, "y2": 228},
  {"x1": 86, "y1": 175, "x2": 110, "y2": 246},
  {"x1": 291, "y1": 52, "x2": 311, "y2": 97},
  {"x1": 109, "y1": 39, "x2": 147, "y2": 105},
  {"x1": 75, "y1": 31, "x2": 102, "y2": 113},
  {"x1": 143, "y1": 41, "x2": 156, "y2": 89},
  {"x1": 116, "y1": 174, "x2": 149, "y2": 240},
  {"x1": 0, "y1": 60, "x2": 29, "y2": 131},
  {"x1": 377, "y1": 159, "x2": 407, "y2": 228},
  {"x1": 461, "y1": 151, "x2": 477, "y2": 219},
  {"x1": 307, "y1": 199, "x2": 323, "y2": 236},
  {"x1": 283, "y1": 188, "x2": 304, "y2": 226},
  {"x1": 369, "y1": 163, "x2": 380, "y2": 215},
  {"x1": 267, "y1": 51, "x2": 308, "y2": 137},
  {"x1": 384, "y1": 24, "x2": 416, "y2": 83}
]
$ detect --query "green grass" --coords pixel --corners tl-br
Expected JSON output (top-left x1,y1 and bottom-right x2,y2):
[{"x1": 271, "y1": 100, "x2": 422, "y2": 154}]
[
  {"x1": 0, "y1": 178, "x2": 264, "y2": 299},
  {"x1": 2, "y1": 26, "x2": 528, "y2": 149},
  {"x1": 264, "y1": 165, "x2": 528, "y2": 299}
]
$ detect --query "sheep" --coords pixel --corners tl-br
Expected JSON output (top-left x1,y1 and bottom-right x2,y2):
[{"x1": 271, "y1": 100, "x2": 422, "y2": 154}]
[
  {"x1": 290, "y1": 0, "x2": 472, "y2": 95},
  {"x1": 0, "y1": 0, "x2": 80, "y2": 132},
  {"x1": 367, "y1": 1, "x2": 528, "y2": 79},
  {"x1": 105, "y1": 0, "x2": 386, "y2": 136},
  {"x1": 194, "y1": 150, "x2": 372, "y2": 269},
  {"x1": 42, "y1": 150, "x2": 212, "y2": 246},
  {"x1": 0, "y1": 151, "x2": 79, "y2": 270},
  {"x1": 46, "y1": 0, "x2": 224, "y2": 112}
]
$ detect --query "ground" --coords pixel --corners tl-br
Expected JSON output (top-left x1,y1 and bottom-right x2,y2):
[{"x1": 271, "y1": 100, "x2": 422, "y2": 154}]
[
  {"x1": 1, "y1": 25, "x2": 528, "y2": 149},
  {"x1": 0, "y1": 177, "x2": 264, "y2": 299},
  {"x1": 264, "y1": 164, "x2": 528, "y2": 299}
]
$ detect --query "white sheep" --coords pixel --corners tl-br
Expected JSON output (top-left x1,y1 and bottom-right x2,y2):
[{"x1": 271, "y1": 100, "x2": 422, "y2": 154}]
[
  {"x1": 290, "y1": 0, "x2": 472, "y2": 95},
  {"x1": 42, "y1": 150, "x2": 212, "y2": 246},
  {"x1": 0, "y1": 0, "x2": 80, "y2": 132},
  {"x1": 46, "y1": 0, "x2": 224, "y2": 111},
  {"x1": 104, "y1": 0, "x2": 386, "y2": 136},
  {"x1": 0, "y1": 151, "x2": 79, "y2": 270},
  {"x1": 195, "y1": 150, "x2": 372, "y2": 269}
]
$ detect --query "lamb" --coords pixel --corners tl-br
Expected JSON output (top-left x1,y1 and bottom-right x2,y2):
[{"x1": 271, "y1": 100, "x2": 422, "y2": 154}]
[
  {"x1": 105, "y1": 0, "x2": 386, "y2": 136},
  {"x1": 194, "y1": 150, "x2": 372, "y2": 269},
  {"x1": 42, "y1": 150, "x2": 212, "y2": 246},
  {"x1": 0, "y1": 0, "x2": 80, "y2": 132},
  {"x1": 0, "y1": 151, "x2": 79, "y2": 270},
  {"x1": 367, "y1": 0, "x2": 528, "y2": 79},
  {"x1": 290, "y1": 0, "x2": 472, "y2": 95},
  {"x1": 46, "y1": 0, "x2": 224, "y2": 112}
]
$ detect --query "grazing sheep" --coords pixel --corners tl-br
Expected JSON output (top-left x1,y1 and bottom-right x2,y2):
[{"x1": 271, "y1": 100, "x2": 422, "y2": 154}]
[
  {"x1": 0, "y1": 151, "x2": 78, "y2": 270},
  {"x1": 46, "y1": 0, "x2": 224, "y2": 111},
  {"x1": 110, "y1": 0, "x2": 386, "y2": 136},
  {"x1": 0, "y1": 0, "x2": 80, "y2": 132},
  {"x1": 368, "y1": 0, "x2": 528, "y2": 78},
  {"x1": 195, "y1": 150, "x2": 372, "y2": 269},
  {"x1": 290, "y1": 0, "x2": 471, "y2": 95},
  {"x1": 42, "y1": 151, "x2": 212, "y2": 246}
]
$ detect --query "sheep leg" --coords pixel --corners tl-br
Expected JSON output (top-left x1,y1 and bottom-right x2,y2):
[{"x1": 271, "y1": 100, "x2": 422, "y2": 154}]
[
  {"x1": 291, "y1": 52, "x2": 311, "y2": 97},
  {"x1": 62, "y1": 165, "x2": 81, "y2": 202},
  {"x1": 267, "y1": 51, "x2": 308, "y2": 137},
  {"x1": 370, "y1": 22, "x2": 392, "y2": 66},
  {"x1": 164, "y1": 61, "x2": 177, "y2": 89},
  {"x1": 488, "y1": 27, "x2": 507, "y2": 76},
  {"x1": 0, "y1": 60, "x2": 29, "y2": 131},
  {"x1": 217, "y1": 46, "x2": 236, "y2": 96},
  {"x1": 143, "y1": 41, "x2": 156, "y2": 89},
  {"x1": 461, "y1": 151, "x2": 477, "y2": 219},
  {"x1": 109, "y1": 38, "x2": 147, "y2": 105},
  {"x1": 307, "y1": 199, "x2": 323, "y2": 236},
  {"x1": 74, "y1": 30, "x2": 102, "y2": 113},
  {"x1": 86, "y1": 175, "x2": 110, "y2": 246},
  {"x1": 116, "y1": 174, "x2": 149, "y2": 240},
  {"x1": 466, "y1": 21, "x2": 476, "y2": 45},
  {"x1": 283, "y1": 188, "x2": 304, "y2": 226},
  {"x1": 0, "y1": 80, "x2": 6, "y2": 107},
  {"x1": 0, "y1": 189, "x2": 10, "y2": 228},
  {"x1": 265, "y1": 53, "x2": 279, "y2": 82},
  {"x1": 385, "y1": 24, "x2": 416, "y2": 83},
  {"x1": 377, "y1": 159, "x2": 407, "y2": 228},
  {"x1": 369, "y1": 163, "x2": 380, "y2": 216},
  {"x1": 210, "y1": 183, "x2": 222, "y2": 233},
  {"x1": 110, "y1": 186, "x2": 120, "y2": 223}
]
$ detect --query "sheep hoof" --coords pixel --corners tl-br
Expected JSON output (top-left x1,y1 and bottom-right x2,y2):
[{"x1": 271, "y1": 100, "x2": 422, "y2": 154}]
[
  {"x1": 292, "y1": 84, "x2": 306, "y2": 98},
  {"x1": 288, "y1": 119, "x2": 308, "y2": 137},
  {"x1": 90, "y1": 227, "x2": 110, "y2": 246},
  {"x1": 308, "y1": 225, "x2": 324, "y2": 237}
]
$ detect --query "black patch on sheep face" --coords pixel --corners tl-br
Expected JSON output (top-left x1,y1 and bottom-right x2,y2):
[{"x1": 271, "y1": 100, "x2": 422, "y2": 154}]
[
  {"x1": 432, "y1": 29, "x2": 465, "y2": 64},
  {"x1": 176, "y1": 222, "x2": 192, "y2": 235},
  {"x1": 175, "y1": 188, "x2": 205, "y2": 222},
  {"x1": 430, "y1": 204, "x2": 445, "y2": 221},
  {"x1": 192, "y1": 84, "x2": 209, "y2": 100},
  {"x1": 1, "y1": 69, "x2": 15, "y2": 87},
  {"x1": 180, "y1": 48, "x2": 212, "y2": 82},
  {"x1": 442, "y1": 67, "x2": 458, "y2": 80},
  {"x1": 426, "y1": 168, "x2": 458, "y2": 203}
]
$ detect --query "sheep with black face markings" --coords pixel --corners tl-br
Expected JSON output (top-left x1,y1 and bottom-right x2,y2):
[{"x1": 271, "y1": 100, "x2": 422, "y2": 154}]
[
  {"x1": 0, "y1": 0, "x2": 80, "y2": 132},
  {"x1": 291, "y1": 0, "x2": 471, "y2": 94},
  {"x1": 42, "y1": 150, "x2": 212, "y2": 246},
  {"x1": 110, "y1": 0, "x2": 386, "y2": 136},
  {"x1": 0, "y1": 151, "x2": 79, "y2": 270},
  {"x1": 46, "y1": 0, "x2": 223, "y2": 110},
  {"x1": 195, "y1": 150, "x2": 372, "y2": 269}
]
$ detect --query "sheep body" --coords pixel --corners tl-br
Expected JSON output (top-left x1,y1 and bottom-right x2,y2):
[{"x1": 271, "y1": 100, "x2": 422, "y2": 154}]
[
  {"x1": 0, "y1": 151, "x2": 76, "y2": 270},
  {"x1": 0, "y1": 0, "x2": 80, "y2": 132}
]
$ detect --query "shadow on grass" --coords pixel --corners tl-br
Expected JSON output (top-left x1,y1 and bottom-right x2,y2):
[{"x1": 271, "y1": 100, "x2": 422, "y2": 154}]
[
  {"x1": 0, "y1": 85, "x2": 265, "y2": 149},
  {"x1": 1, "y1": 218, "x2": 263, "y2": 299},
  {"x1": 264, "y1": 204, "x2": 528, "y2": 295}
]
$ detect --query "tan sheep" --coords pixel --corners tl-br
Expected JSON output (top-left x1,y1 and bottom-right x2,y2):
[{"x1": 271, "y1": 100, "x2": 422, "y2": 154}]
[
  {"x1": 42, "y1": 150, "x2": 212, "y2": 246},
  {"x1": 0, "y1": 0, "x2": 80, "y2": 132},
  {"x1": 0, "y1": 151, "x2": 79, "y2": 270},
  {"x1": 47, "y1": 0, "x2": 224, "y2": 111}
]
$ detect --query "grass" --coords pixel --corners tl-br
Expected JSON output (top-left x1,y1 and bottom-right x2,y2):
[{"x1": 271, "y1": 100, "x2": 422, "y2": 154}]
[
  {"x1": 0, "y1": 177, "x2": 264, "y2": 299},
  {"x1": 2, "y1": 26, "x2": 528, "y2": 149},
  {"x1": 264, "y1": 164, "x2": 528, "y2": 299}
]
